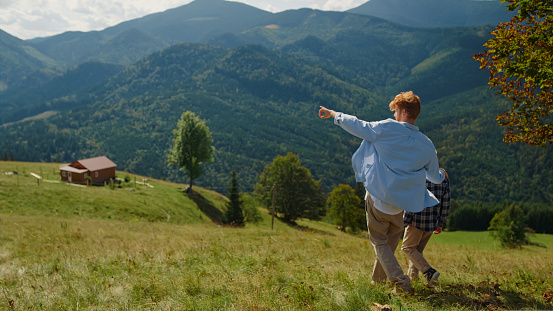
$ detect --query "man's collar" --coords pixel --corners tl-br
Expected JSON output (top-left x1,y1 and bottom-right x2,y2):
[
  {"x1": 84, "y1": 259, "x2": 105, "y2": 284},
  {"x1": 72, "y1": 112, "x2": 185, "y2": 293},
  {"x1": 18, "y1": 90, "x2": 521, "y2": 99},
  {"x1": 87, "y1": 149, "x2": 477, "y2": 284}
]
[{"x1": 399, "y1": 121, "x2": 419, "y2": 131}]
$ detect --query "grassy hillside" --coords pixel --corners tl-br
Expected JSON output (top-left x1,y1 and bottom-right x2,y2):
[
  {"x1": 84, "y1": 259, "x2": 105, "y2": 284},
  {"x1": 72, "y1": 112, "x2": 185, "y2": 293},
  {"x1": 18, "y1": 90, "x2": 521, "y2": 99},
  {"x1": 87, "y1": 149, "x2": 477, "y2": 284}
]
[
  {"x1": 1, "y1": 161, "x2": 552, "y2": 310},
  {"x1": 0, "y1": 161, "x2": 227, "y2": 224}
]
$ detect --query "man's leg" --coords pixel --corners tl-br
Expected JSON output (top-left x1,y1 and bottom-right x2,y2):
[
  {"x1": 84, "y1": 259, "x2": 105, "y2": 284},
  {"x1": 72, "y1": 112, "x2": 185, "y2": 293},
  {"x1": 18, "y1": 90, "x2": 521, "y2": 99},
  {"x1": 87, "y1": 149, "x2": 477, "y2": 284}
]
[
  {"x1": 366, "y1": 198, "x2": 387, "y2": 282},
  {"x1": 366, "y1": 195, "x2": 411, "y2": 292}
]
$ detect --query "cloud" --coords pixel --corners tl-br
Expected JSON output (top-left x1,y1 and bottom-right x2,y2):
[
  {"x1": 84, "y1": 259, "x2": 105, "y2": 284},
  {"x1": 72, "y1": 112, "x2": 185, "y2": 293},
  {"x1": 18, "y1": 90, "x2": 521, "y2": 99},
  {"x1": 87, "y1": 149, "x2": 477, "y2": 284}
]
[
  {"x1": 0, "y1": 0, "x2": 15, "y2": 9},
  {"x1": 240, "y1": 0, "x2": 367, "y2": 13},
  {"x1": 0, "y1": 0, "x2": 192, "y2": 39},
  {"x1": 319, "y1": 0, "x2": 367, "y2": 11},
  {"x1": 239, "y1": 0, "x2": 313, "y2": 12}
]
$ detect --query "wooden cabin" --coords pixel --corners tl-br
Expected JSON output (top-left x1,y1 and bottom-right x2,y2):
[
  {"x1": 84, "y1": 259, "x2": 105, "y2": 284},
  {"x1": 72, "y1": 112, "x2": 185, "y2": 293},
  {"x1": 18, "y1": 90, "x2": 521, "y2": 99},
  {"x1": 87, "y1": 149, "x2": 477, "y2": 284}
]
[{"x1": 59, "y1": 156, "x2": 116, "y2": 184}]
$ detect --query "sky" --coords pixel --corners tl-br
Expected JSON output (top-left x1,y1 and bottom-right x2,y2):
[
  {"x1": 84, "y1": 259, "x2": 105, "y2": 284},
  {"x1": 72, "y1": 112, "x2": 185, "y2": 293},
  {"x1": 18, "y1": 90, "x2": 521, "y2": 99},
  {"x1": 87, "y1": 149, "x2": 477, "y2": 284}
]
[{"x1": 0, "y1": 0, "x2": 368, "y2": 40}]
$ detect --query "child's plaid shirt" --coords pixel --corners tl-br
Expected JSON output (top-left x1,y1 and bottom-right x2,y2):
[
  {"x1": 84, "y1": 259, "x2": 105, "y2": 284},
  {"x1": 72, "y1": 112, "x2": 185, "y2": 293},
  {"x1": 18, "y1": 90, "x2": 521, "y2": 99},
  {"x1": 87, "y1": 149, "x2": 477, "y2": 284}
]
[{"x1": 403, "y1": 178, "x2": 450, "y2": 232}]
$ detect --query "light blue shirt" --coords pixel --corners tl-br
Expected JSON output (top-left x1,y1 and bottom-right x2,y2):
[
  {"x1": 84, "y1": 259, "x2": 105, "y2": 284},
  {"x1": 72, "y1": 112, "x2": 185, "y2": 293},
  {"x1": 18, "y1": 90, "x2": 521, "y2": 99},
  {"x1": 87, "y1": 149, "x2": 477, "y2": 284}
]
[{"x1": 334, "y1": 112, "x2": 444, "y2": 213}]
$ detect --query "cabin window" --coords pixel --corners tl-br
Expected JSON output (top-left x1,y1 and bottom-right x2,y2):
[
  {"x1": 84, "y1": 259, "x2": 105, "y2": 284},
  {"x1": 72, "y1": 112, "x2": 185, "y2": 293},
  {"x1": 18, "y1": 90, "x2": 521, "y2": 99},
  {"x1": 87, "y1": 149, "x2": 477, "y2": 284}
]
[
  {"x1": 62, "y1": 171, "x2": 66, "y2": 177},
  {"x1": 95, "y1": 172, "x2": 98, "y2": 177}
]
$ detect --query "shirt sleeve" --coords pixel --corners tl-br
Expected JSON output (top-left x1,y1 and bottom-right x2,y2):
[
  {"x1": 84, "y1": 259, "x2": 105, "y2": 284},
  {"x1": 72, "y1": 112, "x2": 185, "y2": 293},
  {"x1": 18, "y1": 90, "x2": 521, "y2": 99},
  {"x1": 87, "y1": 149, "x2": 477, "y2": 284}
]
[
  {"x1": 425, "y1": 154, "x2": 444, "y2": 184},
  {"x1": 334, "y1": 112, "x2": 380, "y2": 142}
]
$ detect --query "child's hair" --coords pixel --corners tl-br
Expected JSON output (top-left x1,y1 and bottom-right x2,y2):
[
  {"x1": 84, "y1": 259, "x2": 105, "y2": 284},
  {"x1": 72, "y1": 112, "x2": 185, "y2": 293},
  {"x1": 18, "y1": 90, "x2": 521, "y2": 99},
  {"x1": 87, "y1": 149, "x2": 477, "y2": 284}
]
[{"x1": 389, "y1": 91, "x2": 421, "y2": 119}]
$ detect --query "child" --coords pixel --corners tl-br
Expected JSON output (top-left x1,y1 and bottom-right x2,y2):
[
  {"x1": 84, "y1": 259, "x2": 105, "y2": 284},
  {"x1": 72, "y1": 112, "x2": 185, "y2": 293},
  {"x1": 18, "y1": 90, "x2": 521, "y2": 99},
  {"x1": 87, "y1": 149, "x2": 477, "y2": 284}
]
[{"x1": 401, "y1": 174, "x2": 450, "y2": 284}]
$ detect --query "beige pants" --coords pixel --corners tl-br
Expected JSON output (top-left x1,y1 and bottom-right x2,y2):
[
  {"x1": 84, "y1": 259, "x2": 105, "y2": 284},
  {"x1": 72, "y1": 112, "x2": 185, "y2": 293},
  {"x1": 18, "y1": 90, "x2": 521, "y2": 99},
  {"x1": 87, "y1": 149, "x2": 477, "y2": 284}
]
[
  {"x1": 401, "y1": 224, "x2": 433, "y2": 280},
  {"x1": 365, "y1": 194, "x2": 411, "y2": 291}
]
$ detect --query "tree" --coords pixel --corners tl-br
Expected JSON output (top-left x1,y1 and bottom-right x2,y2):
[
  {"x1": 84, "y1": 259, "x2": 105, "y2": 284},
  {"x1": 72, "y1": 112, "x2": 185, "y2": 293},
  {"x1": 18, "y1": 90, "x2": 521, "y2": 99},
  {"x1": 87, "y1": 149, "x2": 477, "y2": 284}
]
[
  {"x1": 254, "y1": 153, "x2": 325, "y2": 222},
  {"x1": 474, "y1": 0, "x2": 553, "y2": 146},
  {"x1": 241, "y1": 193, "x2": 263, "y2": 224},
  {"x1": 224, "y1": 169, "x2": 245, "y2": 226},
  {"x1": 327, "y1": 184, "x2": 364, "y2": 233},
  {"x1": 355, "y1": 182, "x2": 369, "y2": 231},
  {"x1": 167, "y1": 111, "x2": 213, "y2": 192},
  {"x1": 488, "y1": 204, "x2": 530, "y2": 248}
]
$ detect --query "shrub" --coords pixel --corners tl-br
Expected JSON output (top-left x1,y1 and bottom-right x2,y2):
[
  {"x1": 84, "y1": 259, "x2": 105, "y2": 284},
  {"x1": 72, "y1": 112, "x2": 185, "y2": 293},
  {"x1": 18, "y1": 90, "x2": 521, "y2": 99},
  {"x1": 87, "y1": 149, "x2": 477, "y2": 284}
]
[{"x1": 488, "y1": 205, "x2": 530, "y2": 248}]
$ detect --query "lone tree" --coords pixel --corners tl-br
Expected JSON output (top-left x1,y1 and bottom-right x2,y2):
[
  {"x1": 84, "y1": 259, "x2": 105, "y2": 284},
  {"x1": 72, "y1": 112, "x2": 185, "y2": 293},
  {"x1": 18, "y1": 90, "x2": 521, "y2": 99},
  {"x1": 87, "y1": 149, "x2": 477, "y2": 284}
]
[
  {"x1": 241, "y1": 193, "x2": 263, "y2": 224},
  {"x1": 224, "y1": 169, "x2": 245, "y2": 226},
  {"x1": 488, "y1": 204, "x2": 530, "y2": 248},
  {"x1": 474, "y1": 0, "x2": 553, "y2": 146},
  {"x1": 168, "y1": 111, "x2": 213, "y2": 192},
  {"x1": 327, "y1": 184, "x2": 364, "y2": 233},
  {"x1": 254, "y1": 153, "x2": 325, "y2": 223}
]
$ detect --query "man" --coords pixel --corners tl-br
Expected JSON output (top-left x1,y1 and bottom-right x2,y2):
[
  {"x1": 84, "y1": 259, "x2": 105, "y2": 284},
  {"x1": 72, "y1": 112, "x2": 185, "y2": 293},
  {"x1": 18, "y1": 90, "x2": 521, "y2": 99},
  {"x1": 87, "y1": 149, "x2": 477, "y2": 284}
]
[
  {"x1": 319, "y1": 91, "x2": 445, "y2": 294},
  {"x1": 402, "y1": 174, "x2": 450, "y2": 285}
]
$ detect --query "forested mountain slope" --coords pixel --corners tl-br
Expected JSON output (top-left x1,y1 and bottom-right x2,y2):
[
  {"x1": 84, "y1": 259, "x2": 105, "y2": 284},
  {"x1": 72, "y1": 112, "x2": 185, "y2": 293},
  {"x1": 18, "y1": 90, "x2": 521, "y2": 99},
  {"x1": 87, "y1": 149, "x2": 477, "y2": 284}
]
[
  {"x1": 0, "y1": 29, "x2": 60, "y2": 91},
  {"x1": 348, "y1": 0, "x2": 516, "y2": 28},
  {"x1": 1, "y1": 41, "x2": 551, "y2": 205}
]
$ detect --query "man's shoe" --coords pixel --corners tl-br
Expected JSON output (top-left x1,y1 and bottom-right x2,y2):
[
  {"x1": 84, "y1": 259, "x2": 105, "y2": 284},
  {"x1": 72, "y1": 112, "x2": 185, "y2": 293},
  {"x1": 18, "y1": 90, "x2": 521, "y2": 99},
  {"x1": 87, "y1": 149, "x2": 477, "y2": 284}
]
[{"x1": 423, "y1": 268, "x2": 440, "y2": 284}]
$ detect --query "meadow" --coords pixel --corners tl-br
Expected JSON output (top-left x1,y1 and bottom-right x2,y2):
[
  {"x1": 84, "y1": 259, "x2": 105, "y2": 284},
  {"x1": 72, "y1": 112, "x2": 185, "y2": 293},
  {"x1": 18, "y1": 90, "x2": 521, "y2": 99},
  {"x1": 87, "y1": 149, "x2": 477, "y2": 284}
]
[{"x1": 1, "y1": 161, "x2": 552, "y2": 310}]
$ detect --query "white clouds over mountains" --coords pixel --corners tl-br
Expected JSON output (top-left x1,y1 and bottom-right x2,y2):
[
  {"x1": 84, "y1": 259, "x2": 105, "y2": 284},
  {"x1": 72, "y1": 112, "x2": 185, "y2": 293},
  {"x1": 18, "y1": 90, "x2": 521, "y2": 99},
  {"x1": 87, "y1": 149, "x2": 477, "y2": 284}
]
[{"x1": 0, "y1": 0, "x2": 366, "y2": 40}]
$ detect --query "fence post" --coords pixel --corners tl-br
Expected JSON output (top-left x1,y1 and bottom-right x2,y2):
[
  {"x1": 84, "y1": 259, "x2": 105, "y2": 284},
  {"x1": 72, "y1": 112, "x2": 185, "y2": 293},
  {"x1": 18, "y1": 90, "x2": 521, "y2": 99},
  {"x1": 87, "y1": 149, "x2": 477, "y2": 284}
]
[{"x1": 271, "y1": 184, "x2": 276, "y2": 230}]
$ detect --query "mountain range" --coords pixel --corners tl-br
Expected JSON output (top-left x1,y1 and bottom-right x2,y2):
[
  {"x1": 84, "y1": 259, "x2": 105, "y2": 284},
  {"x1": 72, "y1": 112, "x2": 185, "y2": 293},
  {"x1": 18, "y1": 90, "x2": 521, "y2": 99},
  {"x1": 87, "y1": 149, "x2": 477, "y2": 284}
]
[
  {"x1": 1, "y1": 0, "x2": 551, "y2": 206},
  {"x1": 348, "y1": 0, "x2": 516, "y2": 28}
]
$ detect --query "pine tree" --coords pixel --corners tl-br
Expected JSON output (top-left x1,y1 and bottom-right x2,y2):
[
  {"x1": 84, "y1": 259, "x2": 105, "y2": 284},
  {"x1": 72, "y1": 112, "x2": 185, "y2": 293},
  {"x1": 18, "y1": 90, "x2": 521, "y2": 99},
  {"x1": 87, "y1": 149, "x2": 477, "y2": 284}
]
[{"x1": 224, "y1": 169, "x2": 244, "y2": 227}]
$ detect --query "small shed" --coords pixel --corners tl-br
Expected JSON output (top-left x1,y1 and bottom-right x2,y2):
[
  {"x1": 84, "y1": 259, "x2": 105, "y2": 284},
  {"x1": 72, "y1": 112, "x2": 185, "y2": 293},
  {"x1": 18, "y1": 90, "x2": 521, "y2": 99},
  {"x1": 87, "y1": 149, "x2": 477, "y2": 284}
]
[{"x1": 59, "y1": 156, "x2": 117, "y2": 184}]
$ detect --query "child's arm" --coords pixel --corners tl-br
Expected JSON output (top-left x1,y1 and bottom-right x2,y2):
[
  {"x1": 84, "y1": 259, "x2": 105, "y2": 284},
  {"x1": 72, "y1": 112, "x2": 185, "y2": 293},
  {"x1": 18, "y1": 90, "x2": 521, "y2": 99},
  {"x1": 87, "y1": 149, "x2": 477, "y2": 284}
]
[{"x1": 438, "y1": 181, "x2": 451, "y2": 229}]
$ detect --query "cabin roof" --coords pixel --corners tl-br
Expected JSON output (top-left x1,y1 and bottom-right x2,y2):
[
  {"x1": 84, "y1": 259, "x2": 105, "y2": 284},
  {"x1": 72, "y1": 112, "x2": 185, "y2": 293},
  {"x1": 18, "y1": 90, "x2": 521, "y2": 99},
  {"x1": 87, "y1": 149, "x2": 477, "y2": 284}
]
[
  {"x1": 76, "y1": 156, "x2": 116, "y2": 171},
  {"x1": 59, "y1": 156, "x2": 117, "y2": 171}
]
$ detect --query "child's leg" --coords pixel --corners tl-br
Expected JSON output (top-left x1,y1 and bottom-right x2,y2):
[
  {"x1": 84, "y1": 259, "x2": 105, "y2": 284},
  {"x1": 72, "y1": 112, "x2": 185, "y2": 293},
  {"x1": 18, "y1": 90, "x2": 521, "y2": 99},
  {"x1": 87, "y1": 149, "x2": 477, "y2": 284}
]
[{"x1": 401, "y1": 225, "x2": 433, "y2": 274}]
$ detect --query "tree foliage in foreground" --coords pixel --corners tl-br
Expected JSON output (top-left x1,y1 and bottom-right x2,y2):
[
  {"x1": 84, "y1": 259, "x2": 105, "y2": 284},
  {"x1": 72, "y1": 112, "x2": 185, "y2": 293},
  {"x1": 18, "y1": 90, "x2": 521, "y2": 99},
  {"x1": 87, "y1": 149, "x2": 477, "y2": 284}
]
[
  {"x1": 167, "y1": 111, "x2": 214, "y2": 191},
  {"x1": 254, "y1": 153, "x2": 326, "y2": 222},
  {"x1": 474, "y1": 0, "x2": 553, "y2": 146}
]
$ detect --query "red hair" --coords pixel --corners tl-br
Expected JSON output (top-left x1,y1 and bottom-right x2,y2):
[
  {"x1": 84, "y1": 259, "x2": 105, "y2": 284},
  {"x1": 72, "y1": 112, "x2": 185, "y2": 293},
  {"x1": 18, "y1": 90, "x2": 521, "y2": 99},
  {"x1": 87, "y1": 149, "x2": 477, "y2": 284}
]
[{"x1": 389, "y1": 91, "x2": 421, "y2": 119}]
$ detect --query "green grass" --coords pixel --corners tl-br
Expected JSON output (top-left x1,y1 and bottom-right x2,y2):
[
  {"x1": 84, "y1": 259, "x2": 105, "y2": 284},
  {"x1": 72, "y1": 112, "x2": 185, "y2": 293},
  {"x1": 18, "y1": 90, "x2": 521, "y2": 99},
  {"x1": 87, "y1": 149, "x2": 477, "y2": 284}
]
[{"x1": 1, "y1": 161, "x2": 552, "y2": 310}]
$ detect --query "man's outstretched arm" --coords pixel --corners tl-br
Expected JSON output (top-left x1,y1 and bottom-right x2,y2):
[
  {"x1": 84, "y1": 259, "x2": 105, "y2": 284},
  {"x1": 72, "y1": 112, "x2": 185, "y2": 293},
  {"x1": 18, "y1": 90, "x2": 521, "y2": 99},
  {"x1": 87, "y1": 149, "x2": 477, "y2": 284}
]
[{"x1": 319, "y1": 106, "x2": 336, "y2": 119}]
